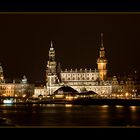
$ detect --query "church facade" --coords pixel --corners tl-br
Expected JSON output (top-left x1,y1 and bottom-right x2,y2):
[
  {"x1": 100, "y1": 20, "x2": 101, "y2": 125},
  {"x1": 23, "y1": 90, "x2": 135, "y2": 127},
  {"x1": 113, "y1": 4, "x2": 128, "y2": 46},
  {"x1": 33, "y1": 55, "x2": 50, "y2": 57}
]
[{"x1": 46, "y1": 33, "x2": 112, "y2": 96}]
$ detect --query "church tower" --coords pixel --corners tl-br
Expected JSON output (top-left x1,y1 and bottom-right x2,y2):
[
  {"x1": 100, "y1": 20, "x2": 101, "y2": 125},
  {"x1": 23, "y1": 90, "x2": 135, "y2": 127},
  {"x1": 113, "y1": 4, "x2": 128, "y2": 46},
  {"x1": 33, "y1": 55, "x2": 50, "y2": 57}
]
[
  {"x1": 97, "y1": 33, "x2": 108, "y2": 81},
  {"x1": 46, "y1": 41, "x2": 57, "y2": 74},
  {"x1": 46, "y1": 41, "x2": 58, "y2": 94},
  {"x1": 0, "y1": 63, "x2": 5, "y2": 83}
]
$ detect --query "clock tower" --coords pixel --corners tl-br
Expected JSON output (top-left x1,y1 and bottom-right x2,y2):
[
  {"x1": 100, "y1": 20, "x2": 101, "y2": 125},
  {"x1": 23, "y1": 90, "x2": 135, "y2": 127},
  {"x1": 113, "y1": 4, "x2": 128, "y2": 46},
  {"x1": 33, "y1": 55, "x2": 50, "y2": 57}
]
[{"x1": 97, "y1": 33, "x2": 108, "y2": 81}]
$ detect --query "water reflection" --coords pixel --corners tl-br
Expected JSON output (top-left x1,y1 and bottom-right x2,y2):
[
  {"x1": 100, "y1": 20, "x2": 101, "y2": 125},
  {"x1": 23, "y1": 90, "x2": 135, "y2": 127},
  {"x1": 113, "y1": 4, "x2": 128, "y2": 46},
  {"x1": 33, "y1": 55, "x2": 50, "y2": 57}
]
[
  {"x1": 130, "y1": 106, "x2": 137, "y2": 112},
  {"x1": 101, "y1": 105, "x2": 109, "y2": 108},
  {"x1": 46, "y1": 104, "x2": 56, "y2": 107},
  {"x1": 1, "y1": 103, "x2": 13, "y2": 107},
  {"x1": 115, "y1": 105, "x2": 124, "y2": 108},
  {"x1": 0, "y1": 104, "x2": 140, "y2": 127},
  {"x1": 65, "y1": 104, "x2": 73, "y2": 107}
]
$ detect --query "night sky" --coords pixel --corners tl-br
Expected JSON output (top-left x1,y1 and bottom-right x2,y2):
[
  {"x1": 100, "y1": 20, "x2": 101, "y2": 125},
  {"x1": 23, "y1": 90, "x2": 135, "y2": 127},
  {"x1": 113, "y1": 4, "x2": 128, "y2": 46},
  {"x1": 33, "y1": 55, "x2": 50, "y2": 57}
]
[{"x1": 0, "y1": 13, "x2": 140, "y2": 83}]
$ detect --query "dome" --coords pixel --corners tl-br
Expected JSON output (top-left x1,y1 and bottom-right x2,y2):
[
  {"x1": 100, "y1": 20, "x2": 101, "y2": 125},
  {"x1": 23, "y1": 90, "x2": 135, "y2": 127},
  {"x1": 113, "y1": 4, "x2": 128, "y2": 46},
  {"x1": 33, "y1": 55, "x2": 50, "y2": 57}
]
[
  {"x1": 54, "y1": 86, "x2": 78, "y2": 94},
  {"x1": 79, "y1": 90, "x2": 98, "y2": 95},
  {"x1": 87, "y1": 90, "x2": 97, "y2": 95}
]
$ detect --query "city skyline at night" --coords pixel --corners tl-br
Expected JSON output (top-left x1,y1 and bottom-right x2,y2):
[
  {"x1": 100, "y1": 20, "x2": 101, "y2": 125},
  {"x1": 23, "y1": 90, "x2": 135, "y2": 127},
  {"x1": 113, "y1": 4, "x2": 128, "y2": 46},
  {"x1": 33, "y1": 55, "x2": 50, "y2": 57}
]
[
  {"x1": 2, "y1": 2, "x2": 140, "y2": 128},
  {"x1": 0, "y1": 13, "x2": 140, "y2": 83}
]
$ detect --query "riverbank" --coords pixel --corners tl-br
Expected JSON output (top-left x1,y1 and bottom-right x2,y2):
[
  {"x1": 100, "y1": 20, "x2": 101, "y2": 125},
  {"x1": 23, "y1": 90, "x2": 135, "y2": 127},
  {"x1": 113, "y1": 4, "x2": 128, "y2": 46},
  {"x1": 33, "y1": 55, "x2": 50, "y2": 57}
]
[
  {"x1": 2, "y1": 98, "x2": 140, "y2": 106},
  {"x1": 72, "y1": 98, "x2": 140, "y2": 105}
]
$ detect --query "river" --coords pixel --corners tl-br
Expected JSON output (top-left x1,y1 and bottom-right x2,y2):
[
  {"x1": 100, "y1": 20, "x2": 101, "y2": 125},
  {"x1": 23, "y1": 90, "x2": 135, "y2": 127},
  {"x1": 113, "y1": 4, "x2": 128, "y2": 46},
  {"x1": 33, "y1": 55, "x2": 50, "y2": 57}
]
[{"x1": 0, "y1": 104, "x2": 140, "y2": 127}]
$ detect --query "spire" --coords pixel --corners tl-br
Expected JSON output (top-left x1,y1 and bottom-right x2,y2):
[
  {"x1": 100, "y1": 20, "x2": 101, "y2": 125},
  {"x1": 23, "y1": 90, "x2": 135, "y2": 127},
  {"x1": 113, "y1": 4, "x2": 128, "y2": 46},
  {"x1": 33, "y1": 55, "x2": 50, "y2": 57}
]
[
  {"x1": 48, "y1": 40, "x2": 55, "y2": 61},
  {"x1": 50, "y1": 40, "x2": 54, "y2": 50},
  {"x1": 101, "y1": 32, "x2": 104, "y2": 48},
  {"x1": 51, "y1": 40, "x2": 53, "y2": 48},
  {"x1": 99, "y1": 32, "x2": 105, "y2": 58}
]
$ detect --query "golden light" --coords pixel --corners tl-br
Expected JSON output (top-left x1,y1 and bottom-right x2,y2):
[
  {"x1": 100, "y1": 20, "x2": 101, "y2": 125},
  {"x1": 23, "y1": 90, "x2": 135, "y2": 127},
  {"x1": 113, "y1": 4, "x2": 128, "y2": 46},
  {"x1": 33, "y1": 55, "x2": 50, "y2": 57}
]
[
  {"x1": 65, "y1": 104, "x2": 72, "y2": 107},
  {"x1": 55, "y1": 94, "x2": 64, "y2": 98},
  {"x1": 65, "y1": 96, "x2": 73, "y2": 100},
  {"x1": 125, "y1": 92, "x2": 129, "y2": 97},
  {"x1": 74, "y1": 96, "x2": 78, "y2": 99},
  {"x1": 8, "y1": 86, "x2": 11, "y2": 89},
  {"x1": 116, "y1": 105, "x2": 123, "y2": 108},
  {"x1": 102, "y1": 105, "x2": 108, "y2": 108},
  {"x1": 22, "y1": 94, "x2": 26, "y2": 97},
  {"x1": 132, "y1": 89, "x2": 135, "y2": 92},
  {"x1": 130, "y1": 106, "x2": 137, "y2": 111}
]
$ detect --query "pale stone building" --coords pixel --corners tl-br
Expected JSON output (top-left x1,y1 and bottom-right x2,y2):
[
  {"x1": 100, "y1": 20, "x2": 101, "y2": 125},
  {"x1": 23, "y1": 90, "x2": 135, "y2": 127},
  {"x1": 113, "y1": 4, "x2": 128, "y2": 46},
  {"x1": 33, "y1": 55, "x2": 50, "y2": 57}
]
[
  {"x1": 46, "y1": 33, "x2": 112, "y2": 96},
  {"x1": 111, "y1": 73, "x2": 139, "y2": 98},
  {"x1": 0, "y1": 71, "x2": 34, "y2": 98},
  {"x1": 34, "y1": 86, "x2": 46, "y2": 97}
]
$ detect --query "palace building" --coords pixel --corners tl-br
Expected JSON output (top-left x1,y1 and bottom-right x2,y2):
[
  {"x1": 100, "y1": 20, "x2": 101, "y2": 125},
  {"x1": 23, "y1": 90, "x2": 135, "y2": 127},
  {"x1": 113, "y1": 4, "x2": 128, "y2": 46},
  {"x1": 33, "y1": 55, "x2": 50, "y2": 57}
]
[
  {"x1": 46, "y1": 33, "x2": 112, "y2": 96},
  {"x1": 1, "y1": 33, "x2": 139, "y2": 99},
  {"x1": 0, "y1": 64, "x2": 34, "y2": 99}
]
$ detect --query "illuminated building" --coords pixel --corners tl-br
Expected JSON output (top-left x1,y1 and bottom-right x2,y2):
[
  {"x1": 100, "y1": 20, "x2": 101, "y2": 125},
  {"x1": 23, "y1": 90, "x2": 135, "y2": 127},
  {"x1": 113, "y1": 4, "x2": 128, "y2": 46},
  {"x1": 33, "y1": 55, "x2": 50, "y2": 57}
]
[
  {"x1": 34, "y1": 86, "x2": 46, "y2": 97},
  {"x1": 46, "y1": 33, "x2": 112, "y2": 96},
  {"x1": 111, "y1": 73, "x2": 140, "y2": 98},
  {"x1": 0, "y1": 71, "x2": 34, "y2": 99},
  {"x1": 53, "y1": 86, "x2": 78, "y2": 99},
  {"x1": 97, "y1": 33, "x2": 107, "y2": 81}
]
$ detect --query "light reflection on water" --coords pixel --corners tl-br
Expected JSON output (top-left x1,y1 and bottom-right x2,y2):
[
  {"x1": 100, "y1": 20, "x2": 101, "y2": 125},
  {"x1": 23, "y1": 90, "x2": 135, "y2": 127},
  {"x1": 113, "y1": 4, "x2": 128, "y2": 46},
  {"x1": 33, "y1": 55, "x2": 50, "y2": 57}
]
[
  {"x1": 101, "y1": 105, "x2": 109, "y2": 108},
  {"x1": 0, "y1": 104, "x2": 140, "y2": 127},
  {"x1": 115, "y1": 105, "x2": 124, "y2": 108},
  {"x1": 65, "y1": 104, "x2": 73, "y2": 107},
  {"x1": 130, "y1": 106, "x2": 137, "y2": 111}
]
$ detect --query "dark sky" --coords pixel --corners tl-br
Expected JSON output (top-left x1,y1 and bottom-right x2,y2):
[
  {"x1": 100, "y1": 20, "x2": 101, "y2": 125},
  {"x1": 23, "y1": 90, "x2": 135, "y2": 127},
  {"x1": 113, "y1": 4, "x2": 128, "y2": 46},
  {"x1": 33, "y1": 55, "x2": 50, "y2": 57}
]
[{"x1": 0, "y1": 13, "x2": 140, "y2": 83}]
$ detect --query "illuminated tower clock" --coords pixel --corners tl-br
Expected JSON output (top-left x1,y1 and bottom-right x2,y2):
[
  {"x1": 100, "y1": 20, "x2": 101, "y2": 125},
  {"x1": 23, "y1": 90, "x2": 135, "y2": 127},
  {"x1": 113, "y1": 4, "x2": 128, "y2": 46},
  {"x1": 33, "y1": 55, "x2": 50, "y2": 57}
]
[{"x1": 97, "y1": 33, "x2": 108, "y2": 81}]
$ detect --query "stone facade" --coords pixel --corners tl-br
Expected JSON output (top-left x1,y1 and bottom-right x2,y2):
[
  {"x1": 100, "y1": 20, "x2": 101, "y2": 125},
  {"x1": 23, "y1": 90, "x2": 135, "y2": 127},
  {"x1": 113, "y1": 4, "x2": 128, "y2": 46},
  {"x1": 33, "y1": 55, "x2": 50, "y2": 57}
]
[
  {"x1": 46, "y1": 34, "x2": 111, "y2": 96},
  {"x1": 0, "y1": 75, "x2": 34, "y2": 98}
]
